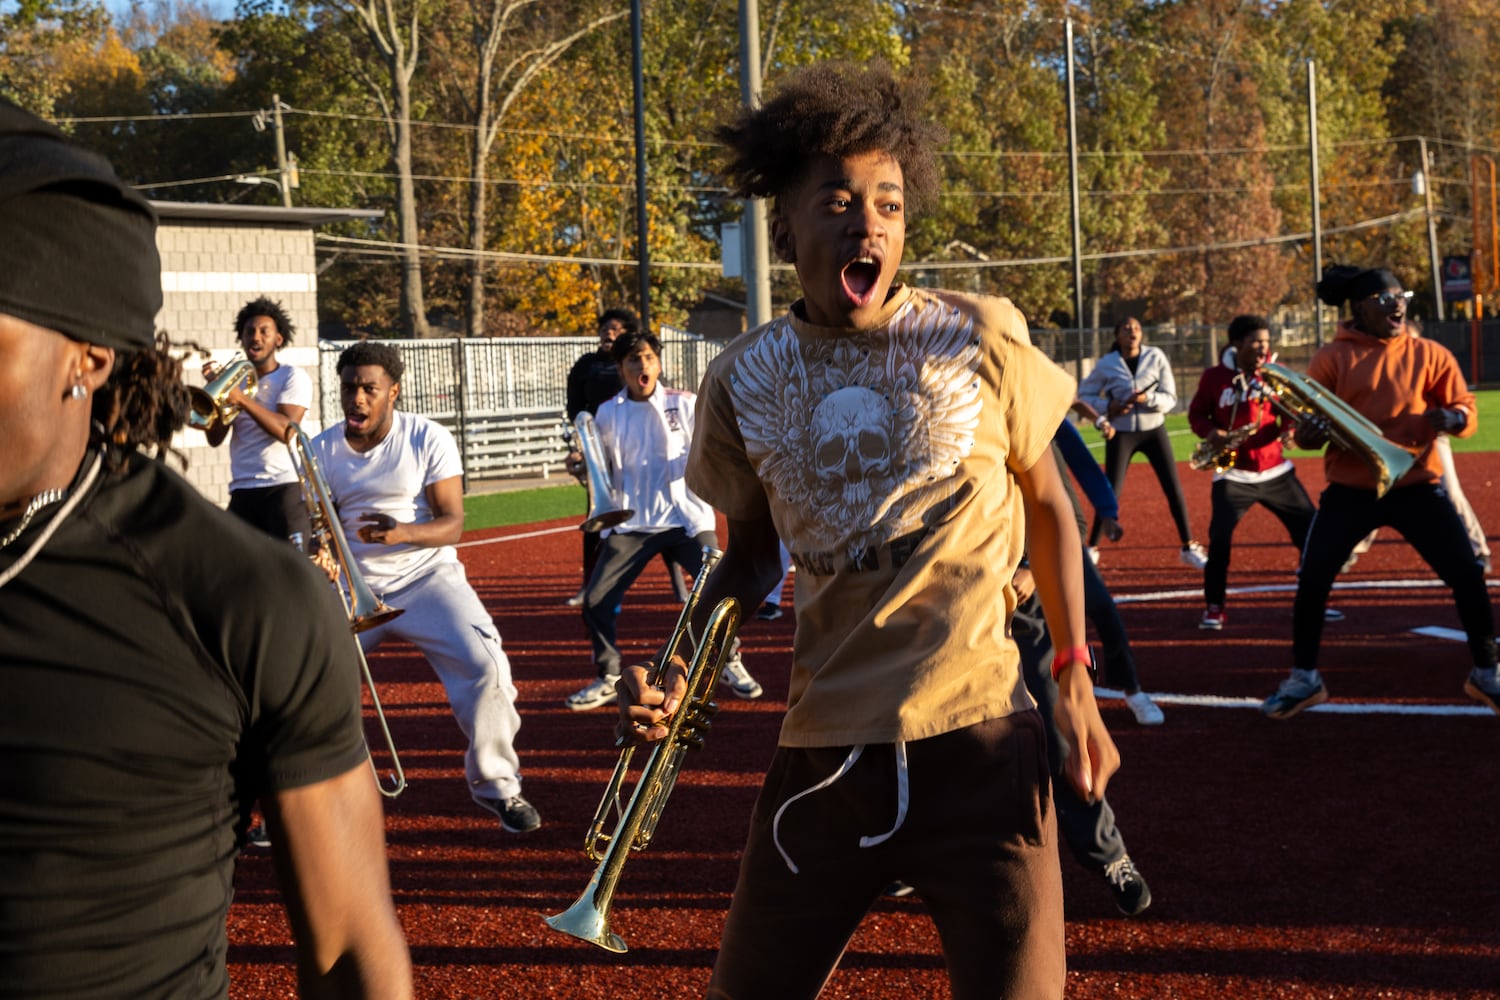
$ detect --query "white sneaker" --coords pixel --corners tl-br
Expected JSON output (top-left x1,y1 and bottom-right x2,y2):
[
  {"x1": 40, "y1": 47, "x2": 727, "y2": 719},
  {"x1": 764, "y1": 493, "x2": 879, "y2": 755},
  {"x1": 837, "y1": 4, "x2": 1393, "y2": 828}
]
[
  {"x1": 1087, "y1": 546, "x2": 1100, "y2": 566},
  {"x1": 1180, "y1": 542, "x2": 1208, "y2": 569},
  {"x1": 1123, "y1": 690, "x2": 1164, "y2": 726},
  {"x1": 565, "y1": 676, "x2": 618, "y2": 711},
  {"x1": 719, "y1": 654, "x2": 763, "y2": 700}
]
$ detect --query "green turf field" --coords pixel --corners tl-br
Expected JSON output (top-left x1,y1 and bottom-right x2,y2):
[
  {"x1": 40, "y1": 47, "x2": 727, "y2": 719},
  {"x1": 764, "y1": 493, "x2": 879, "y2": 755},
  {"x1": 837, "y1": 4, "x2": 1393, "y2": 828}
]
[{"x1": 463, "y1": 390, "x2": 1500, "y2": 533}]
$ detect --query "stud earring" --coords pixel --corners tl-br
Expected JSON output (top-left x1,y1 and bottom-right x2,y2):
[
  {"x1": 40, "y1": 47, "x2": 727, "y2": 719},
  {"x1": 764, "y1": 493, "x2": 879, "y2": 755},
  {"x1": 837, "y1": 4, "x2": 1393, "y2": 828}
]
[{"x1": 69, "y1": 383, "x2": 87, "y2": 400}]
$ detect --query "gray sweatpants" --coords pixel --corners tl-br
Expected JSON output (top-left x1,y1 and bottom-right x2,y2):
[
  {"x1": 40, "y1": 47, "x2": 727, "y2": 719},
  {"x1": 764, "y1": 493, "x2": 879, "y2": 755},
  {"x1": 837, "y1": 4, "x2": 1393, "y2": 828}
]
[{"x1": 359, "y1": 559, "x2": 524, "y2": 803}]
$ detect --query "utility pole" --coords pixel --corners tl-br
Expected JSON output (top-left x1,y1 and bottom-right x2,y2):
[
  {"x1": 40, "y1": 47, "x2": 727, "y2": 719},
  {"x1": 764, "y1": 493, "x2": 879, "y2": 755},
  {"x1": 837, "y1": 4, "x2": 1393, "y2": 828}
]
[
  {"x1": 629, "y1": 0, "x2": 652, "y2": 331},
  {"x1": 1417, "y1": 137, "x2": 1444, "y2": 322},
  {"x1": 271, "y1": 94, "x2": 292, "y2": 208},
  {"x1": 1307, "y1": 61, "x2": 1324, "y2": 348},
  {"x1": 738, "y1": 0, "x2": 771, "y2": 329},
  {"x1": 1064, "y1": 19, "x2": 1085, "y2": 342}
]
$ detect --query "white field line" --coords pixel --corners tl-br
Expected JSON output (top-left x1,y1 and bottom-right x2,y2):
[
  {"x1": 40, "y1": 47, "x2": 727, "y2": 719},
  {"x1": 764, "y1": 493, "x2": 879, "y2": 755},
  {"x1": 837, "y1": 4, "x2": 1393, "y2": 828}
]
[{"x1": 456, "y1": 523, "x2": 577, "y2": 548}]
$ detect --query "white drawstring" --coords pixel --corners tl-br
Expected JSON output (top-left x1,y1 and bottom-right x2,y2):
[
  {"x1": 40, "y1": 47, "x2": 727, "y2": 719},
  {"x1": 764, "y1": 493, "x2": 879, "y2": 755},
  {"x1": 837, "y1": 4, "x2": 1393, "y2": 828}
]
[
  {"x1": 770, "y1": 739, "x2": 911, "y2": 874},
  {"x1": 858, "y1": 740, "x2": 909, "y2": 849}
]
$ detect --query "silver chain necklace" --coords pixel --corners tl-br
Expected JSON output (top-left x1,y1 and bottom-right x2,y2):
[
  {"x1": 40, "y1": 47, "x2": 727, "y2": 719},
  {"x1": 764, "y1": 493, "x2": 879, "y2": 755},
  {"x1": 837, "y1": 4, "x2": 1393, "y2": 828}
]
[{"x1": 0, "y1": 489, "x2": 68, "y2": 550}]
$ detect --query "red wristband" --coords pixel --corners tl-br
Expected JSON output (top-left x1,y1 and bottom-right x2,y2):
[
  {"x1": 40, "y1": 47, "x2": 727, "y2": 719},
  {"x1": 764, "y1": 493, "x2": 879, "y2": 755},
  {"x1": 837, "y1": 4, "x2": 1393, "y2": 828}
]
[{"x1": 1051, "y1": 645, "x2": 1093, "y2": 682}]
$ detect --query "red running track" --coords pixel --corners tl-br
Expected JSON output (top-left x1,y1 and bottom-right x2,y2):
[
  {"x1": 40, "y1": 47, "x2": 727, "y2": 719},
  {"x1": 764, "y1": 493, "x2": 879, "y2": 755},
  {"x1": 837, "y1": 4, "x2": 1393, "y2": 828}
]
[{"x1": 227, "y1": 453, "x2": 1500, "y2": 999}]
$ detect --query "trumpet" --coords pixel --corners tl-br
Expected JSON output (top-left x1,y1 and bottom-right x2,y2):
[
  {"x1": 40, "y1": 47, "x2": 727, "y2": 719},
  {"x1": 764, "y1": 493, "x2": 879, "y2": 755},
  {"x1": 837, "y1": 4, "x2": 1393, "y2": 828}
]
[
  {"x1": 544, "y1": 549, "x2": 741, "y2": 953},
  {"x1": 573, "y1": 411, "x2": 633, "y2": 533},
  {"x1": 284, "y1": 423, "x2": 408, "y2": 798},
  {"x1": 189, "y1": 354, "x2": 258, "y2": 432},
  {"x1": 1259, "y1": 363, "x2": 1416, "y2": 499}
]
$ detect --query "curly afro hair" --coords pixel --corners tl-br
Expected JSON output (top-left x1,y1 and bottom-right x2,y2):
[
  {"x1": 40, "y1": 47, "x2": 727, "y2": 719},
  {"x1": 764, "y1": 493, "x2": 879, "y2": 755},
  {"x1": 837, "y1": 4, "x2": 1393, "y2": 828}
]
[
  {"x1": 234, "y1": 296, "x2": 296, "y2": 344},
  {"x1": 715, "y1": 60, "x2": 946, "y2": 215}
]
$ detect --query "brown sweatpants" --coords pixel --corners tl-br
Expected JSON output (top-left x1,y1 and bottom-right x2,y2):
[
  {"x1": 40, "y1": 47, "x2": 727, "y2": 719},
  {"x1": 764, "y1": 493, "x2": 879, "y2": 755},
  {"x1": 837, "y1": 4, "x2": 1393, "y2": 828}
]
[{"x1": 707, "y1": 711, "x2": 1065, "y2": 1000}]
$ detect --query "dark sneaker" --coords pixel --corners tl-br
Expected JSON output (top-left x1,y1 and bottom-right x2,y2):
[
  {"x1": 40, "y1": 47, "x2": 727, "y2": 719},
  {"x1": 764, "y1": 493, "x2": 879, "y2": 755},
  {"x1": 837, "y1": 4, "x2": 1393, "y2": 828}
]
[
  {"x1": 755, "y1": 601, "x2": 783, "y2": 621},
  {"x1": 1199, "y1": 605, "x2": 1225, "y2": 630},
  {"x1": 478, "y1": 794, "x2": 542, "y2": 833},
  {"x1": 883, "y1": 881, "x2": 916, "y2": 898},
  {"x1": 246, "y1": 820, "x2": 271, "y2": 848},
  {"x1": 565, "y1": 676, "x2": 617, "y2": 711},
  {"x1": 1464, "y1": 667, "x2": 1500, "y2": 716},
  {"x1": 1102, "y1": 854, "x2": 1151, "y2": 916},
  {"x1": 1261, "y1": 670, "x2": 1328, "y2": 720}
]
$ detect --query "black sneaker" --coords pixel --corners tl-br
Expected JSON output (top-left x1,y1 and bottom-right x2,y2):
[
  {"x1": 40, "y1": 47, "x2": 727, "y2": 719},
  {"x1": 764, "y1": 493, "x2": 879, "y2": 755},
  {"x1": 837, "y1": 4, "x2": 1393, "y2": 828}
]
[
  {"x1": 1102, "y1": 854, "x2": 1151, "y2": 916},
  {"x1": 755, "y1": 601, "x2": 783, "y2": 621},
  {"x1": 478, "y1": 794, "x2": 542, "y2": 833},
  {"x1": 245, "y1": 820, "x2": 271, "y2": 849}
]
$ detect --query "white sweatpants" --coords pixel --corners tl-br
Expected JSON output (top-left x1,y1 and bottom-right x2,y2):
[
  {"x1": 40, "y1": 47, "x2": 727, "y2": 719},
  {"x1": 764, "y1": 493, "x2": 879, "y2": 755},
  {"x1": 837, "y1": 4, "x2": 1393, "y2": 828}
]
[{"x1": 359, "y1": 560, "x2": 524, "y2": 803}]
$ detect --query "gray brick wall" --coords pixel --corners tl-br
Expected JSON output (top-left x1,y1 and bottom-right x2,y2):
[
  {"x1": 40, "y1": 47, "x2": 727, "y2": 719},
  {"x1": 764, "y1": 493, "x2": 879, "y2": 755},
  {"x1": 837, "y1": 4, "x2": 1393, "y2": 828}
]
[{"x1": 156, "y1": 220, "x2": 320, "y2": 507}]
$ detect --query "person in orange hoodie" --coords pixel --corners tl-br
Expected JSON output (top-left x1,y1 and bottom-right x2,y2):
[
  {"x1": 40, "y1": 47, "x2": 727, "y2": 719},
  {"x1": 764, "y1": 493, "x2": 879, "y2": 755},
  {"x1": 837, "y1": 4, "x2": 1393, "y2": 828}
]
[{"x1": 1262, "y1": 265, "x2": 1500, "y2": 719}]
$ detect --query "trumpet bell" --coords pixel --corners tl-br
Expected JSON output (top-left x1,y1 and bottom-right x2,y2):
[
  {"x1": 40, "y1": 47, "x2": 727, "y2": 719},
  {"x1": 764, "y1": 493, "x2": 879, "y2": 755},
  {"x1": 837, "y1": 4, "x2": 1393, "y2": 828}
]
[
  {"x1": 189, "y1": 357, "x2": 258, "y2": 432},
  {"x1": 1260, "y1": 363, "x2": 1416, "y2": 498}
]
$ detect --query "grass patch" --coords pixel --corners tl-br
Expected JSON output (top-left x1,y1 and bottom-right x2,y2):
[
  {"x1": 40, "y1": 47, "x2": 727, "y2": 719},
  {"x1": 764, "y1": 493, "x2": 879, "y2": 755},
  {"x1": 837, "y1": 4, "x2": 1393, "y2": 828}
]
[{"x1": 465, "y1": 482, "x2": 583, "y2": 532}]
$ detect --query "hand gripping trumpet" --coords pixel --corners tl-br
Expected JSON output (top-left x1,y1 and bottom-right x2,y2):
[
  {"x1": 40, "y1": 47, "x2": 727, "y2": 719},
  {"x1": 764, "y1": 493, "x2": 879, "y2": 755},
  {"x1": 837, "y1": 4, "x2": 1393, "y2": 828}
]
[
  {"x1": 284, "y1": 423, "x2": 408, "y2": 798},
  {"x1": 543, "y1": 548, "x2": 741, "y2": 953},
  {"x1": 188, "y1": 354, "x2": 258, "y2": 432}
]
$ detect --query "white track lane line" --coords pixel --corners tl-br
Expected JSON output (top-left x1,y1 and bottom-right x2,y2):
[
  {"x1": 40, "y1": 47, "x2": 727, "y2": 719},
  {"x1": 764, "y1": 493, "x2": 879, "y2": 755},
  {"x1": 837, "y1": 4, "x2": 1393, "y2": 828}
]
[{"x1": 456, "y1": 523, "x2": 578, "y2": 548}]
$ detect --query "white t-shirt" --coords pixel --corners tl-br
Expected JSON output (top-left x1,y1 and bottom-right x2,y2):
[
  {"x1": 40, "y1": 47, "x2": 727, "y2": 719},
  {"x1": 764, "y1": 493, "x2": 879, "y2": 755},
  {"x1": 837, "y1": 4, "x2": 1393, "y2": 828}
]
[
  {"x1": 228, "y1": 363, "x2": 313, "y2": 491},
  {"x1": 311, "y1": 410, "x2": 463, "y2": 594},
  {"x1": 594, "y1": 386, "x2": 716, "y2": 537}
]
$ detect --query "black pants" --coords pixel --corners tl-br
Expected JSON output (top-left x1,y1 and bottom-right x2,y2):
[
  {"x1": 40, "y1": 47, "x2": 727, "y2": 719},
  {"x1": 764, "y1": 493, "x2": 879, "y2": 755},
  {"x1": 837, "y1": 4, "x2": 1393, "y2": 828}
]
[
  {"x1": 582, "y1": 527, "x2": 714, "y2": 676},
  {"x1": 227, "y1": 483, "x2": 310, "y2": 542},
  {"x1": 1083, "y1": 554, "x2": 1139, "y2": 692},
  {"x1": 1089, "y1": 424, "x2": 1194, "y2": 547},
  {"x1": 1010, "y1": 594, "x2": 1127, "y2": 874},
  {"x1": 1204, "y1": 471, "x2": 1315, "y2": 606},
  {"x1": 1294, "y1": 481, "x2": 1496, "y2": 670}
]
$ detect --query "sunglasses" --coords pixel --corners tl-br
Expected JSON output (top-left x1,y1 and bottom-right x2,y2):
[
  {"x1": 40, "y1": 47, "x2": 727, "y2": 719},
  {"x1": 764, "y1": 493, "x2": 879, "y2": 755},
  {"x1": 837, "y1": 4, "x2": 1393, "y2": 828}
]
[{"x1": 1368, "y1": 290, "x2": 1414, "y2": 309}]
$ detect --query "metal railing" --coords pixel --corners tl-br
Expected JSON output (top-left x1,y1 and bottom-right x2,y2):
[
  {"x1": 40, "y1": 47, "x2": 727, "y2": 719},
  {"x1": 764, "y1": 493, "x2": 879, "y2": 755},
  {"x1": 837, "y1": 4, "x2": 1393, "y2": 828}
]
[{"x1": 318, "y1": 318, "x2": 1499, "y2": 491}]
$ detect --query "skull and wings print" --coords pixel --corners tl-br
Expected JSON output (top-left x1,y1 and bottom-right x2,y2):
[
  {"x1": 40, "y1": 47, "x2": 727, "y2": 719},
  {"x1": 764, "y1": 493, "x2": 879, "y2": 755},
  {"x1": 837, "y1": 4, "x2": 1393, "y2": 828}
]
[{"x1": 728, "y1": 296, "x2": 984, "y2": 569}]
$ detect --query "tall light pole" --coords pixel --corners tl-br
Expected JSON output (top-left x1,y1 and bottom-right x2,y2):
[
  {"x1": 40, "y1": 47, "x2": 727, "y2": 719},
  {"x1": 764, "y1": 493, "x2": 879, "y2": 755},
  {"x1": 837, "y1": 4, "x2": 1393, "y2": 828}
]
[
  {"x1": 629, "y1": 0, "x2": 652, "y2": 330},
  {"x1": 1307, "y1": 60, "x2": 1324, "y2": 347},
  {"x1": 1064, "y1": 19, "x2": 1085, "y2": 336},
  {"x1": 738, "y1": 0, "x2": 772, "y2": 329}
]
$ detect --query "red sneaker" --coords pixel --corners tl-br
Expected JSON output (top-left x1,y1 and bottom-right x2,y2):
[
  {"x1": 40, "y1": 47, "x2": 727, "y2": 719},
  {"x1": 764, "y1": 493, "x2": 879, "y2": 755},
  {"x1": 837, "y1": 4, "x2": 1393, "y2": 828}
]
[{"x1": 1199, "y1": 605, "x2": 1225, "y2": 630}]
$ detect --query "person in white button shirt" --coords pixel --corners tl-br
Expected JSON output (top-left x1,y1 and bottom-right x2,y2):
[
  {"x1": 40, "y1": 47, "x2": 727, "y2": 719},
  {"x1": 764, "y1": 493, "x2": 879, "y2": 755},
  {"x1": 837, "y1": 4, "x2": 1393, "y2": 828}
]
[
  {"x1": 565, "y1": 329, "x2": 763, "y2": 711},
  {"x1": 312, "y1": 341, "x2": 541, "y2": 834},
  {"x1": 201, "y1": 296, "x2": 312, "y2": 541}
]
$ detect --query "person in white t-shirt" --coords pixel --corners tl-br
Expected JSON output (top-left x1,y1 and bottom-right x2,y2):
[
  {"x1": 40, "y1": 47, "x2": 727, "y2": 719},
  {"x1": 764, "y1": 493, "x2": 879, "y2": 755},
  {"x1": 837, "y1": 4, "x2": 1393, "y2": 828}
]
[
  {"x1": 201, "y1": 297, "x2": 313, "y2": 541},
  {"x1": 564, "y1": 329, "x2": 764, "y2": 711},
  {"x1": 312, "y1": 341, "x2": 541, "y2": 834}
]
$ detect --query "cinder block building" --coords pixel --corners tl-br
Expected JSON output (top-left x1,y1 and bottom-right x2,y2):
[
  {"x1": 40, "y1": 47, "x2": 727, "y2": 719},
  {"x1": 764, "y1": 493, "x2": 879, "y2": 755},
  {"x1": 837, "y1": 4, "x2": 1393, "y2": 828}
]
[{"x1": 150, "y1": 201, "x2": 380, "y2": 505}]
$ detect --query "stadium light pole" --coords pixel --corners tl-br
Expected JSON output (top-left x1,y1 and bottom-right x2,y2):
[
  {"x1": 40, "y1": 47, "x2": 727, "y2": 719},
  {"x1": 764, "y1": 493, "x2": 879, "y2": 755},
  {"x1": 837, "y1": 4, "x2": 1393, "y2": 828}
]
[
  {"x1": 1308, "y1": 60, "x2": 1325, "y2": 348},
  {"x1": 1064, "y1": 18, "x2": 1085, "y2": 340},
  {"x1": 630, "y1": 0, "x2": 652, "y2": 331}
]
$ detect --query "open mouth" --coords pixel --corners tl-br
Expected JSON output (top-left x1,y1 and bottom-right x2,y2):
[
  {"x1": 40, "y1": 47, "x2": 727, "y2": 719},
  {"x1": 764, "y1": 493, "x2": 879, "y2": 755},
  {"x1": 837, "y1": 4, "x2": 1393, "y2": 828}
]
[
  {"x1": 345, "y1": 412, "x2": 370, "y2": 431},
  {"x1": 841, "y1": 254, "x2": 883, "y2": 307}
]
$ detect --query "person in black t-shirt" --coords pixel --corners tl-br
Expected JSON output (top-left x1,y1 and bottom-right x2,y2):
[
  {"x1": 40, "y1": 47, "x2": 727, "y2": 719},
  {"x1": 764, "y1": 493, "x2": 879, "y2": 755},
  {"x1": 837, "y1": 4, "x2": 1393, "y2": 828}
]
[{"x1": 0, "y1": 98, "x2": 410, "y2": 999}]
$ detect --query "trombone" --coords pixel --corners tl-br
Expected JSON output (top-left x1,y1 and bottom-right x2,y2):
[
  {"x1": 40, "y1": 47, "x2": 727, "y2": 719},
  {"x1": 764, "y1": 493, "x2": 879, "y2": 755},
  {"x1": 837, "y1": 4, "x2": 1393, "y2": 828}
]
[
  {"x1": 189, "y1": 353, "x2": 258, "y2": 432},
  {"x1": 544, "y1": 548, "x2": 741, "y2": 953},
  {"x1": 572, "y1": 411, "x2": 633, "y2": 533},
  {"x1": 284, "y1": 422, "x2": 408, "y2": 798}
]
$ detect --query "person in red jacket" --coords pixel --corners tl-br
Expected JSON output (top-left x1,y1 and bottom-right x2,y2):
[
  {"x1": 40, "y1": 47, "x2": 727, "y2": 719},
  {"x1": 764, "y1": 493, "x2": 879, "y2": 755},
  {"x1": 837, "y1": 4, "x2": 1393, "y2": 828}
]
[
  {"x1": 1188, "y1": 315, "x2": 1320, "y2": 631},
  {"x1": 1261, "y1": 266, "x2": 1500, "y2": 719}
]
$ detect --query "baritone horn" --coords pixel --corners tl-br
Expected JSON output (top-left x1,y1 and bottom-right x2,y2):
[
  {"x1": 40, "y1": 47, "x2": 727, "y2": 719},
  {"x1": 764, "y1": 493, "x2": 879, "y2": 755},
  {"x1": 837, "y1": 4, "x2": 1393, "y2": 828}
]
[
  {"x1": 189, "y1": 354, "x2": 258, "y2": 432},
  {"x1": 1259, "y1": 362, "x2": 1417, "y2": 499},
  {"x1": 284, "y1": 423, "x2": 408, "y2": 798},
  {"x1": 544, "y1": 549, "x2": 741, "y2": 953},
  {"x1": 573, "y1": 411, "x2": 633, "y2": 533}
]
